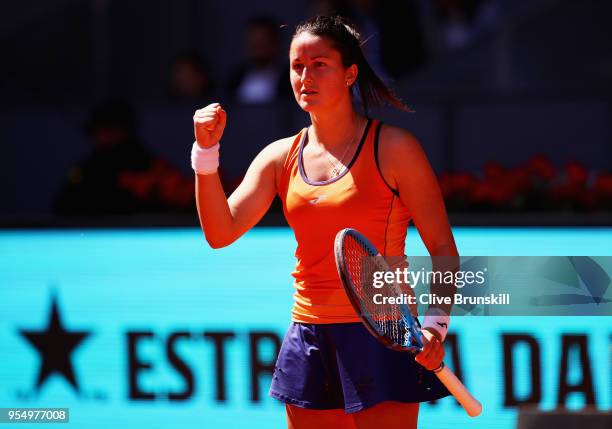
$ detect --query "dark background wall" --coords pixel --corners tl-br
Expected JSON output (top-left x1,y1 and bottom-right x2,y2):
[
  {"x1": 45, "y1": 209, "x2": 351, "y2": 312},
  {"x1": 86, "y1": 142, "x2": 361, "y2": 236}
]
[{"x1": 1, "y1": 0, "x2": 610, "y2": 221}]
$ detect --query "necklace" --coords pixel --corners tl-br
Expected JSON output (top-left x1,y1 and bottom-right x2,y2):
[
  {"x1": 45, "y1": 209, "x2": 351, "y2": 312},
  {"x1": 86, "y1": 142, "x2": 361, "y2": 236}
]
[{"x1": 323, "y1": 118, "x2": 364, "y2": 177}]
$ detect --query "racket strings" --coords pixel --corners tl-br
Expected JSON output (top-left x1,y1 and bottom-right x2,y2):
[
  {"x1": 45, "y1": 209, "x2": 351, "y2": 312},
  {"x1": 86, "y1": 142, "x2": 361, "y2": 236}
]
[{"x1": 343, "y1": 235, "x2": 410, "y2": 348}]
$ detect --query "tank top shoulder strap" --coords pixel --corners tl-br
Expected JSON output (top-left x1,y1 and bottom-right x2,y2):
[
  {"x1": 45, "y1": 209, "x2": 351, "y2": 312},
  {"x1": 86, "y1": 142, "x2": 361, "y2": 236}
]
[
  {"x1": 371, "y1": 119, "x2": 400, "y2": 196},
  {"x1": 279, "y1": 128, "x2": 307, "y2": 197},
  {"x1": 345, "y1": 117, "x2": 375, "y2": 170},
  {"x1": 283, "y1": 128, "x2": 307, "y2": 172}
]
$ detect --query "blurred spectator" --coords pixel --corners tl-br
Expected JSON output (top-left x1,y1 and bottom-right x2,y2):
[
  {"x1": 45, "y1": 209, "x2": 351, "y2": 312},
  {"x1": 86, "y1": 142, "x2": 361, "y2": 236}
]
[
  {"x1": 432, "y1": 0, "x2": 499, "y2": 50},
  {"x1": 169, "y1": 54, "x2": 213, "y2": 102},
  {"x1": 54, "y1": 101, "x2": 194, "y2": 216},
  {"x1": 229, "y1": 16, "x2": 291, "y2": 104}
]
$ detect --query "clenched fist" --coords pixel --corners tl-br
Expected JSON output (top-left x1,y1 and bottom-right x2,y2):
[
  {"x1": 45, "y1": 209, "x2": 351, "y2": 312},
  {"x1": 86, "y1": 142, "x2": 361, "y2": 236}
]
[{"x1": 193, "y1": 103, "x2": 227, "y2": 148}]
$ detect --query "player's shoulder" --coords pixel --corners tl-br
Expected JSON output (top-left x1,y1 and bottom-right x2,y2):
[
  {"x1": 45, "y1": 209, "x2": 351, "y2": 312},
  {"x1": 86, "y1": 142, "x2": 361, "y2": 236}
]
[
  {"x1": 253, "y1": 133, "x2": 301, "y2": 189},
  {"x1": 256, "y1": 132, "x2": 300, "y2": 169},
  {"x1": 378, "y1": 122, "x2": 421, "y2": 151},
  {"x1": 377, "y1": 122, "x2": 425, "y2": 162},
  {"x1": 262, "y1": 135, "x2": 295, "y2": 159}
]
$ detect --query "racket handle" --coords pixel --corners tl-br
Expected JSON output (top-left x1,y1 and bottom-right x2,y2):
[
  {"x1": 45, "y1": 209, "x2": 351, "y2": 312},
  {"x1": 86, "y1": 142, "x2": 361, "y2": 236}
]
[{"x1": 434, "y1": 363, "x2": 482, "y2": 417}]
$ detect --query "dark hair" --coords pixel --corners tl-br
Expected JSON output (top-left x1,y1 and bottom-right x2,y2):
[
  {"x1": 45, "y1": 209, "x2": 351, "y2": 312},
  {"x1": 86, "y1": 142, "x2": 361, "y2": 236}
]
[{"x1": 292, "y1": 15, "x2": 411, "y2": 114}]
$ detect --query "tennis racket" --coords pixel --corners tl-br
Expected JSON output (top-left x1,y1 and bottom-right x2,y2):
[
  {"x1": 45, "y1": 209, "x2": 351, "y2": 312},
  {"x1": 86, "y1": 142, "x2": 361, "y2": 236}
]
[{"x1": 334, "y1": 228, "x2": 482, "y2": 417}]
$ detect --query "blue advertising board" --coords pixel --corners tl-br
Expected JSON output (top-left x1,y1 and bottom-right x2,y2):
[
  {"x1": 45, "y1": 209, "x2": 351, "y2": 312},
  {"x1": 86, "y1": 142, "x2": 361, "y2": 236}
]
[{"x1": 0, "y1": 228, "x2": 610, "y2": 428}]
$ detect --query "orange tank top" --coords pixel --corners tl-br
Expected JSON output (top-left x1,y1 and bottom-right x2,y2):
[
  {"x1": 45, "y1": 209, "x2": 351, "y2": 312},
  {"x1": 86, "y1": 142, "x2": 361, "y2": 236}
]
[{"x1": 279, "y1": 119, "x2": 411, "y2": 324}]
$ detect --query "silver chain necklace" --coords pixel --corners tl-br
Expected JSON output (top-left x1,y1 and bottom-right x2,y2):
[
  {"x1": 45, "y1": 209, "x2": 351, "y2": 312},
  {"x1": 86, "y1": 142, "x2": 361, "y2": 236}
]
[{"x1": 322, "y1": 118, "x2": 364, "y2": 178}]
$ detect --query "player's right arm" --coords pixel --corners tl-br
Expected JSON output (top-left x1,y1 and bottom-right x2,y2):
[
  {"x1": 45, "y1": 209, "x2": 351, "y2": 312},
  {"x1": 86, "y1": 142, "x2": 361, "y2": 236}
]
[{"x1": 193, "y1": 103, "x2": 289, "y2": 248}]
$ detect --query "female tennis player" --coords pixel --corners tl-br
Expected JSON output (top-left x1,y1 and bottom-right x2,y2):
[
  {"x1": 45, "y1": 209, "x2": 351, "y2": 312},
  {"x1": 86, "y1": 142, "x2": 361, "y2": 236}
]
[{"x1": 192, "y1": 15, "x2": 458, "y2": 429}]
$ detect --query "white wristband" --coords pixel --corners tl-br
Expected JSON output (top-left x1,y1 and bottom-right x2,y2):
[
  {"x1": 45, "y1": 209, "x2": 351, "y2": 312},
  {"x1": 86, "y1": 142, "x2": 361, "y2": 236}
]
[
  {"x1": 191, "y1": 142, "x2": 220, "y2": 175},
  {"x1": 422, "y1": 307, "x2": 450, "y2": 342}
]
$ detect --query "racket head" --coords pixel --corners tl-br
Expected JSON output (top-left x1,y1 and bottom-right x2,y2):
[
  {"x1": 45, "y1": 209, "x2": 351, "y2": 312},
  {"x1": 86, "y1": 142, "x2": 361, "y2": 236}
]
[{"x1": 334, "y1": 228, "x2": 422, "y2": 353}]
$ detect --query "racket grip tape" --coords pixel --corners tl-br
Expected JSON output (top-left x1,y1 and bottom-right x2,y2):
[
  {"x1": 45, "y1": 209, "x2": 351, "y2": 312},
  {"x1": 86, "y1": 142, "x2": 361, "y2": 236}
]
[{"x1": 434, "y1": 364, "x2": 482, "y2": 417}]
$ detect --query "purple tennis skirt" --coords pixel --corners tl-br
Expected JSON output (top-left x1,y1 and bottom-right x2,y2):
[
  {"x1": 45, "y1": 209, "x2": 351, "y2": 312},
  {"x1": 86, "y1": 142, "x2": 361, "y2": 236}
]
[{"x1": 269, "y1": 322, "x2": 450, "y2": 413}]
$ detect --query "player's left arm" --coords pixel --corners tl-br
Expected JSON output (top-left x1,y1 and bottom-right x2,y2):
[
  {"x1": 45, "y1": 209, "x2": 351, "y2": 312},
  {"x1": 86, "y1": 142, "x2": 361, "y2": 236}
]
[
  {"x1": 378, "y1": 125, "x2": 459, "y2": 368},
  {"x1": 378, "y1": 125, "x2": 458, "y2": 259}
]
